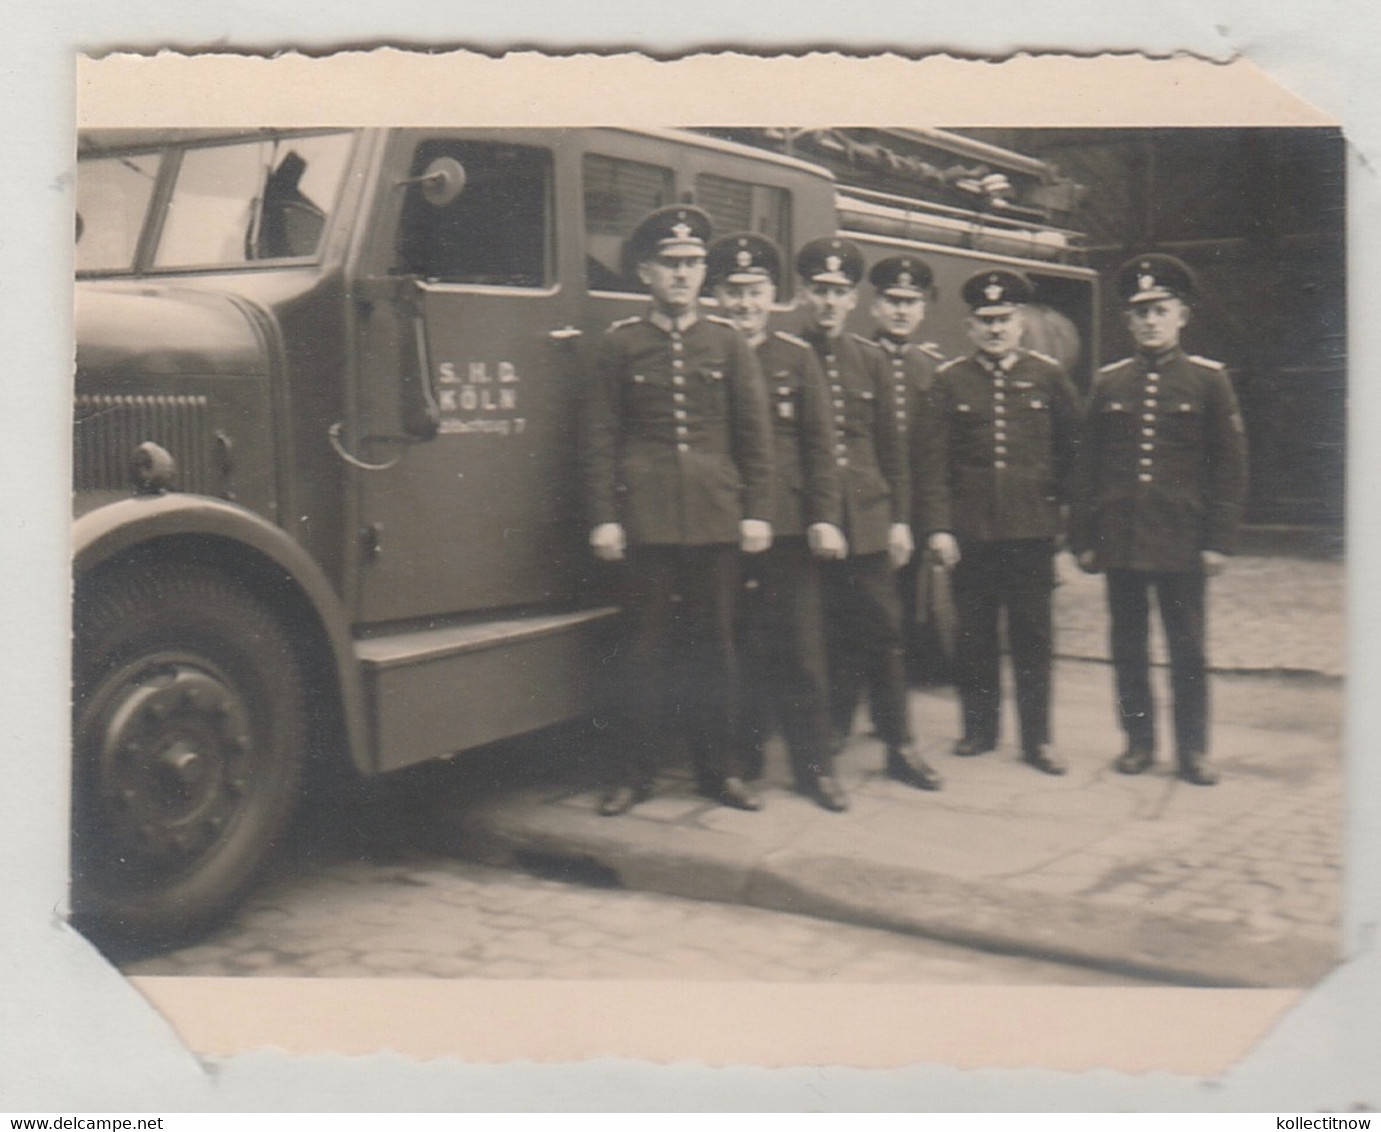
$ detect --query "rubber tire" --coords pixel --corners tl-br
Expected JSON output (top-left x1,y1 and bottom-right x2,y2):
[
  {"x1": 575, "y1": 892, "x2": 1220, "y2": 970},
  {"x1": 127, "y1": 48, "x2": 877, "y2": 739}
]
[{"x1": 72, "y1": 560, "x2": 306, "y2": 949}]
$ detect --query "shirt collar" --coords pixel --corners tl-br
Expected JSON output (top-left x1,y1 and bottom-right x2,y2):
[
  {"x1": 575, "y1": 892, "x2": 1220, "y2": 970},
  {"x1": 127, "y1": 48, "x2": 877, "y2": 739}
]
[
  {"x1": 1136, "y1": 345, "x2": 1184, "y2": 369},
  {"x1": 874, "y1": 333, "x2": 908, "y2": 354},
  {"x1": 647, "y1": 307, "x2": 699, "y2": 334},
  {"x1": 977, "y1": 350, "x2": 1019, "y2": 375}
]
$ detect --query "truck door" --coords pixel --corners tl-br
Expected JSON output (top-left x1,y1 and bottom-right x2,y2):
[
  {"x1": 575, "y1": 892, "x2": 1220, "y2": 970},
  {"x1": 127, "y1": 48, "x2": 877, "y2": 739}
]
[{"x1": 354, "y1": 135, "x2": 583, "y2": 625}]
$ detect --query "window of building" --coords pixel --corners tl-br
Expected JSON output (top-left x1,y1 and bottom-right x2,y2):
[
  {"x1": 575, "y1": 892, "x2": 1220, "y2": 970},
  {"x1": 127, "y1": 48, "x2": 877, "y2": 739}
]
[
  {"x1": 396, "y1": 141, "x2": 553, "y2": 287},
  {"x1": 153, "y1": 132, "x2": 354, "y2": 269},
  {"x1": 75, "y1": 152, "x2": 161, "y2": 273},
  {"x1": 582, "y1": 153, "x2": 676, "y2": 292}
]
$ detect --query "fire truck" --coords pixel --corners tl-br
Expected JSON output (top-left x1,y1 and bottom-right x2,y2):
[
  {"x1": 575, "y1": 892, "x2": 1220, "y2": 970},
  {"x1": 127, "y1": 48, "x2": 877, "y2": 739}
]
[{"x1": 73, "y1": 126, "x2": 1096, "y2": 944}]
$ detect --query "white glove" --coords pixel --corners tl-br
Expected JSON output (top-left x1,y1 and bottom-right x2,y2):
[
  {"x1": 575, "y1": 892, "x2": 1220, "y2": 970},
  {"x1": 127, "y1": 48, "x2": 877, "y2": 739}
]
[
  {"x1": 927, "y1": 531, "x2": 960, "y2": 569},
  {"x1": 589, "y1": 522, "x2": 626, "y2": 562},
  {"x1": 1202, "y1": 549, "x2": 1227, "y2": 577},
  {"x1": 740, "y1": 519, "x2": 773, "y2": 554},
  {"x1": 807, "y1": 522, "x2": 848, "y2": 560},
  {"x1": 888, "y1": 522, "x2": 914, "y2": 569}
]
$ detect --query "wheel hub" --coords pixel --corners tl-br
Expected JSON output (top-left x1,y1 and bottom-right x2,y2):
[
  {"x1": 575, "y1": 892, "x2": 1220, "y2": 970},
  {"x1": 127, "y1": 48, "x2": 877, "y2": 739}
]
[{"x1": 93, "y1": 661, "x2": 254, "y2": 873}]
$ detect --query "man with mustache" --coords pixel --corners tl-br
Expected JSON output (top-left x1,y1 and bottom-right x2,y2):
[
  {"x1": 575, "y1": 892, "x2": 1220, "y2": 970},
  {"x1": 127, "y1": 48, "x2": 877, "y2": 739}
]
[
  {"x1": 933, "y1": 269, "x2": 1080, "y2": 776},
  {"x1": 581, "y1": 206, "x2": 775, "y2": 816}
]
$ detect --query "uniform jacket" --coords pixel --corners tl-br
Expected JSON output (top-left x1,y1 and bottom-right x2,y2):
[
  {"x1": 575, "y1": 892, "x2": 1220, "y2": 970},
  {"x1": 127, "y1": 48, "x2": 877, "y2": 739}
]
[
  {"x1": 755, "y1": 330, "x2": 842, "y2": 536},
  {"x1": 931, "y1": 349, "x2": 1081, "y2": 544},
  {"x1": 1071, "y1": 347, "x2": 1248, "y2": 572},
  {"x1": 871, "y1": 336, "x2": 950, "y2": 539},
  {"x1": 581, "y1": 310, "x2": 774, "y2": 547},
  {"x1": 872, "y1": 334, "x2": 943, "y2": 433},
  {"x1": 801, "y1": 328, "x2": 908, "y2": 557}
]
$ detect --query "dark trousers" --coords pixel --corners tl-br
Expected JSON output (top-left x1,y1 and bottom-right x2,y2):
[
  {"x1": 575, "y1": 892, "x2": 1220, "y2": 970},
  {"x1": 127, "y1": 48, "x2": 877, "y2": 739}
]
[
  {"x1": 609, "y1": 543, "x2": 741, "y2": 789},
  {"x1": 951, "y1": 538, "x2": 1055, "y2": 751},
  {"x1": 822, "y1": 551, "x2": 910, "y2": 748},
  {"x1": 736, "y1": 538, "x2": 834, "y2": 784},
  {"x1": 1105, "y1": 568, "x2": 1208, "y2": 758}
]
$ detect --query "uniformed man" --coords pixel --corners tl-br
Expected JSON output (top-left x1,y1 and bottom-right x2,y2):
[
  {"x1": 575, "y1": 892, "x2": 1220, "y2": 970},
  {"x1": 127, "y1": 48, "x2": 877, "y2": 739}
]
[
  {"x1": 580, "y1": 206, "x2": 776, "y2": 816},
  {"x1": 796, "y1": 236, "x2": 942, "y2": 792},
  {"x1": 708, "y1": 233, "x2": 850, "y2": 812},
  {"x1": 1071, "y1": 254, "x2": 1248, "y2": 786},
  {"x1": 934, "y1": 269, "x2": 1080, "y2": 775},
  {"x1": 866, "y1": 255, "x2": 960, "y2": 682}
]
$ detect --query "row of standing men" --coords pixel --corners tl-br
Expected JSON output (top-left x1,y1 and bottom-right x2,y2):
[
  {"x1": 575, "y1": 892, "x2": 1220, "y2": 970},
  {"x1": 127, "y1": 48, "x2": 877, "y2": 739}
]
[{"x1": 580, "y1": 205, "x2": 1249, "y2": 817}]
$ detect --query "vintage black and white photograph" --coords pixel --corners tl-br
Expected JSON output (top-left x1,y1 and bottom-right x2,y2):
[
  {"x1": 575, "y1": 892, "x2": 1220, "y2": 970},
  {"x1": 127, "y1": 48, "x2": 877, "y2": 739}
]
[{"x1": 68, "y1": 106, "x2": 1346, "y2": 1036}]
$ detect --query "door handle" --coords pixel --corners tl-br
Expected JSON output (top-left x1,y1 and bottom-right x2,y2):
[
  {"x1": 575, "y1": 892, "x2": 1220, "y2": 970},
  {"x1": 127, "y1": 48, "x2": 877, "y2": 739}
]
[{"x1": 548, "y1": 326, "x2": 584, "y2": 342}]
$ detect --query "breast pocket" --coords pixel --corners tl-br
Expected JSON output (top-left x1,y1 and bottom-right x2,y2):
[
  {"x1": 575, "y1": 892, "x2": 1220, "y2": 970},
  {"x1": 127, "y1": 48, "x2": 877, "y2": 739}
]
[
  {"x1": 695, "y1": 362, "x2": 729, "y2": 419},
  {"x1": 1022, "y1": 394, "x2": 1052, "y2": 442},
  {"x1": 626, "y1": 370, "x2": 672, "y2": 414},
  {"x1": 1162, "y1": 400, "x2": 1203, "y2": 446},
  {"x1": 771, "y1": 371, "x2": 801, "y2": 424}
]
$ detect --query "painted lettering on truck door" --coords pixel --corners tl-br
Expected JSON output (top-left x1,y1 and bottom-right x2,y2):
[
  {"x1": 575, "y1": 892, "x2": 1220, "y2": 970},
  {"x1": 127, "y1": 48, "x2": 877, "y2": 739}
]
[{"x1": 355, "y1": 136, "x2": 582, "y2": 624}]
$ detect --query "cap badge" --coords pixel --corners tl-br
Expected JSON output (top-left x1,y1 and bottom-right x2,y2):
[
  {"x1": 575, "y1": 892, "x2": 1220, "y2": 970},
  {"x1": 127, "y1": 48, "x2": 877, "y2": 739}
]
[
  {"x1": 825, "y1": 254, "x2": 842, "y2": 274},
  {"x1": 898, "y1": 271, "x2": 913, "y2": 287},
  {"x1": 984, "y1": 282, "x2": 1003, "y2": 303},
  {"x1": 671, "y1": 220, "x2": 693, "y2": 241},
  {"x1": 736, "y1": 249, "x2": 753, "y2": 268},
  {"x1": 1138, "y1": 272, "x2": 1156, "y2": 293}
]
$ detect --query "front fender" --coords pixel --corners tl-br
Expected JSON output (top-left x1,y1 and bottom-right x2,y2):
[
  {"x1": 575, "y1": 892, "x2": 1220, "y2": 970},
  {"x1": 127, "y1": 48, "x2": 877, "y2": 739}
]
[{"x1": 73, "y1": 494, "x2": 371, "y2": 774}]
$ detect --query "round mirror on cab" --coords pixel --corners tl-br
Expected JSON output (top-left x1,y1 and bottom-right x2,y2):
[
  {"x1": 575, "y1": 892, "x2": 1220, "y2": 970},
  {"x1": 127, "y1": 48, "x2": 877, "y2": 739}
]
[{"x1": 419, "y1": 156, "x2": 466, "y2": 208}]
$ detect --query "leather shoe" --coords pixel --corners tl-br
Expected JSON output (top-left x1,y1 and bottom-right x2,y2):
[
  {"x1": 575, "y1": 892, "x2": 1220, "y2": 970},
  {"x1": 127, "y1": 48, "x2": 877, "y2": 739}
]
[
  {"x1": 1113, "y1": 745, "x2": 1154, "y2": 775},
  {"x1": 700, "y1": 776, "x2": 763, "y2": 811},
  {"x1": 806, "y1": 774, "x2": 849, "y2": 813},
  {"x1": 1178, "y1": 753, "x2": 1220, "y2": 786},
  {"x1": 1022, "y1": 745, "x2": 1067, "y2": 776},
  {"x1": 598, "y1": 783, "x2": 650, "y2": 816},
  {"x1": 886, "y1": 746, "x2": 944, "y2": 791},
  {"x1": 952, "y1": 735, "x2": 996, "y2": 757}
]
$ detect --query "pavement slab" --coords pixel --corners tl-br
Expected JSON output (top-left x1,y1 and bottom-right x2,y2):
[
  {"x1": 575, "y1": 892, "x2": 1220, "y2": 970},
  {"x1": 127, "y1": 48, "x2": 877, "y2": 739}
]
[{"x1": 425, "y1": 657, "x2": 1344, "y2": 988}]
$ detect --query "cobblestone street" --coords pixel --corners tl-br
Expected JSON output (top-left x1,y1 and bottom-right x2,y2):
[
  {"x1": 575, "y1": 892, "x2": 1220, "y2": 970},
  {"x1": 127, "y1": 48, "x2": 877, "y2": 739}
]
[{"x1": 121, "y1": 856, "x2": 1148, "y2": 985}]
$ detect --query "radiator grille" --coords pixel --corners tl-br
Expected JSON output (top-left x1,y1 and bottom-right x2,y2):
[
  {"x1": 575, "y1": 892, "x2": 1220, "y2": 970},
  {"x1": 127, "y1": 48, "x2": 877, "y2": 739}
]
[{"x1": 74, "y1": 394, "x2": 216, "y2": 494}]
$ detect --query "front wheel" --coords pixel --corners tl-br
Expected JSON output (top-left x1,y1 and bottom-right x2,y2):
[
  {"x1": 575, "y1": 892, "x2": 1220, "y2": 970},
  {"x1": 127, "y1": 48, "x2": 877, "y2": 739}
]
[{"x1": 72, "y1": 560, "x2": 307, "y2": 949}]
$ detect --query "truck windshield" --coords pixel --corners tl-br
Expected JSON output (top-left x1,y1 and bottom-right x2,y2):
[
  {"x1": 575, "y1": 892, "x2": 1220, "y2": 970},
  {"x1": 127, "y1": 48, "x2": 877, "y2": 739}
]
[
  {"x1": 152, "y1": 132, "x2": 355, "y2": 269},
  {"x1": 75, "y1": 151, "x2": 161, "y2": 273}
]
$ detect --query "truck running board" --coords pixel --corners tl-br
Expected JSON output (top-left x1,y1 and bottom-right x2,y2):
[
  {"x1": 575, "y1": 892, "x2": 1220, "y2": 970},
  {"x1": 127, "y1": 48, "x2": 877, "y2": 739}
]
[{"x1": 355, "y1": 606, "x2": 620, "y2": 773}]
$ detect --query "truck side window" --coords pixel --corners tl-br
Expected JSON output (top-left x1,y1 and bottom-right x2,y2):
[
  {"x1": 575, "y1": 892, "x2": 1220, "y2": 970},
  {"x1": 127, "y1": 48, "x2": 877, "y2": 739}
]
[
  {"x1": 396, "y1": 141, "x2": 553, "y2": 287},
  {"x1": 583, "y1": 154, "x2": 675, "y2": 292},
  {"x1": 694, "y1": 173, "x2": 793, "y2": 298},
  {"x1": 153, "y1": 133, "x2": 353, "y2": 269},
  {"x1": 75, "y1": 152, "x2": 161, "y2": 274}
]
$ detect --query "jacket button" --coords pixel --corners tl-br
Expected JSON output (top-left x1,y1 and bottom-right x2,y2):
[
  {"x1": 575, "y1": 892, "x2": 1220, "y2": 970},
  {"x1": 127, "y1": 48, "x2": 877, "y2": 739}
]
[
  {"x1": 1139, "y1": 457, "x2": 1153, "y2": 467},
  {"x1": 1142, "y1": 428, "x2": 1155, "y2": 437},
  {"x1": 673, "y1": 392, "x2": 685, "y2": 403},
  {"x1": 995, "y1": 445, "x2": 1008, "y2": 455},
  {"x1": 674, "y1": 410, "x2": 687, "y2": 420},
  {"x1": 837, "y1": 456, "x2": 849, "y2": 467},
  {"x1": 1140, "y1": 442, "x2": 1154, "y2": 452},
  {"x1": 1138, "y1": 473, "x2": 1153, "y2": 483},
  {"x1": 1142, "y1": 413, "x2": 1155, "y2": 423},
  {"x1": 1145, "y1": 398, "x2": 1158, "y2": 408},
  {"x1": 994, "y1": 460, "x2": 1007, "y2": 469},
  {"x1": 673, "y1": 376, "x2": 685, "y2": 386}
]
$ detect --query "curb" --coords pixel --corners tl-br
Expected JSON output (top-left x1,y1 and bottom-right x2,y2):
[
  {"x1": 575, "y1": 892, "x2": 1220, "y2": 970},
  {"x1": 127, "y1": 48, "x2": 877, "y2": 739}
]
[{"x1": 435, "y1": 790, "x2": 1338, "y2": 989}]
